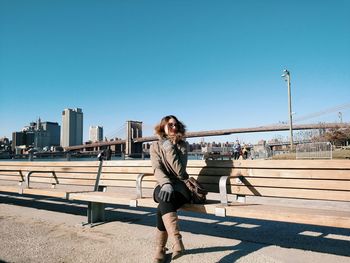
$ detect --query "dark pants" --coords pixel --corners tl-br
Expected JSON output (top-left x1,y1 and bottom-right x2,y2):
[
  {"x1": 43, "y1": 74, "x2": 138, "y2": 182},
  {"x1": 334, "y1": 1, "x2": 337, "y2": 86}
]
[{"x1": 154, "y1": 185, "x2": 189, "y2": 231}]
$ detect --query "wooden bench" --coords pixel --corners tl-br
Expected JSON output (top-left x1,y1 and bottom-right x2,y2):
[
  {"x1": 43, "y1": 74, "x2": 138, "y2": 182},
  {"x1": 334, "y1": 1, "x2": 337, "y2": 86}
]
[
  {"x1": 0, "y1": 159, "x2": 350, "y2": 228},
  {"x1": 0, "y1": 160, "x2": 153, "y2": 223}
]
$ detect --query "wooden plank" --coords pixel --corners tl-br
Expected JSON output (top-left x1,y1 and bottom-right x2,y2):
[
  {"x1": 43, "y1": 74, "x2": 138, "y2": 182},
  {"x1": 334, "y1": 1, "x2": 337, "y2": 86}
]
[
  {"x1": 248, "y1": 169, "x2": 350, "y2": 180},
  {"x1": 180, "y1": 202, "x2": 350, "y2": 228},
  {"x1": 229, "y1": 177, "x2": 350, "y2": 191},
  {"x1": 229, "y1": 185, "x2": 350, "y2": 201},
  {"x1": 102, "y1": 166, "x2": 153, "y2": 173},
  {"x1": 99, "y1": 180, "x2": 156, "y2": 188},
  {"x1": 101, "y1": 160, "x2": 153, "y2": 167},
  {"x1": 187, "y1": 167, "x2": 243, "y2": 177},
  {"x1": 101, "y1": 173, "x2": 148, "y2": 180},
  {"x1": 0, "y1": 171, "x2": 24, "y2": 176},
  {"x1": 136, "y1": 197, "x2": 161, "y2": 208},
  {"x1": 201, "y1": 184, "x2": 219, "y2": 193},
  {"x1": 68, "y1": 192, "x2": 136, "y2": 205},
  {"x1": 0, "y1": 175, "x2": 23, "y2": 182},
  {"x1": 22, "y1": 188, "x2": 69, "y2": 198},
  {"x1": 29, "y1": 177, "x2": 96, "y2": 186},
  {"x1": 0, "y1": 185, "x2": 21, "y2": 193},
  {"x1": 181, "y1": 202, "x2": 218, "y2": 214},
  {"x1": 222, "y1": 203, "x2": 350, "y2": 228},
  {"x1": 187, "y1": 160, "x2": 350, "y2": 169},
  {"x1": 0, "y1": 166, "x2": 99, "y2": 173},
  {"x1": 189, "y1": 175, "x2": 221, "y2": 184},
  {"x1": 28, "y1": 172, "x2": 98, "y2": 180},
  {"x1": 0, "y1": 161, "x2": 100, "y2": 167}
]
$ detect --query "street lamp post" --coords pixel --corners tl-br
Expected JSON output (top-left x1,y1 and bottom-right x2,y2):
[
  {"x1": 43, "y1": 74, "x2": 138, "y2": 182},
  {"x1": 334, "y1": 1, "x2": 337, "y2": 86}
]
[
  {"x1": 338, "y1": 112, "x2": 343, "y2": 123},
  {"x1": 282, "y1": 69, "x2": 294, "y2": 151}
]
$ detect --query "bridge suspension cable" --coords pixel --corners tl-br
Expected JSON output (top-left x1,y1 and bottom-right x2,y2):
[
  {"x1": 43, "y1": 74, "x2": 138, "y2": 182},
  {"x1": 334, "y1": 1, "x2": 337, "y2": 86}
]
[
  {"x1": 272, "y1": 102, "x2": 350, "y2": 126},
  {"x1": 104, "y1": 123, "x2": 126, "y2": 140},
  {"x1": 142, "y1": 122, "x2": 156, "y2": 136},
  {"x1": 293, "y1": 102, "x2": 350, "y2": 123}
]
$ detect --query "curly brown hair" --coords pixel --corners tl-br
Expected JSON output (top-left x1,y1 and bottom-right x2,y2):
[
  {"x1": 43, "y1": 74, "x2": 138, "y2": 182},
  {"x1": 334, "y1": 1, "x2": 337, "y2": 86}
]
[{"x1": 154, "y1": 115, "x2": 186, "y2": 142}]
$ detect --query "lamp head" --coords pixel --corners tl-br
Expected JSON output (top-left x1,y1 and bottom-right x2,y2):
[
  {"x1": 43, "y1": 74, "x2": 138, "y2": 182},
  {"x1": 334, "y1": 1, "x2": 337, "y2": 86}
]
[{"x1": 281, "y1": 69, "x2": 290, "y2": 80}]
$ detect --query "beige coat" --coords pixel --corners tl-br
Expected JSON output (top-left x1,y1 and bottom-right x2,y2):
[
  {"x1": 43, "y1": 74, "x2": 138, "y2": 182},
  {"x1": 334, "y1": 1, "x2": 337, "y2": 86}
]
[{"x1": 150, "y1": 137, "x2": 190, "y2": 200}]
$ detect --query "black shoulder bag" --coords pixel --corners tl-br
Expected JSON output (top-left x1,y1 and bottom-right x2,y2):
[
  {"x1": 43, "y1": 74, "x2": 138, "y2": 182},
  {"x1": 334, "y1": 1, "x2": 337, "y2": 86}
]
[{"x1": 185, "y1": 177, "x2": 208, "y2": 204}]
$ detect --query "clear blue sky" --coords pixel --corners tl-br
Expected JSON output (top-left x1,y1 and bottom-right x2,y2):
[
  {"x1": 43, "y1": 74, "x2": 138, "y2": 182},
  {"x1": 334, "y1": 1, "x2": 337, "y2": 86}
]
[{"x1": 1, "y1": 0, "x2": 349, "y2": 144}]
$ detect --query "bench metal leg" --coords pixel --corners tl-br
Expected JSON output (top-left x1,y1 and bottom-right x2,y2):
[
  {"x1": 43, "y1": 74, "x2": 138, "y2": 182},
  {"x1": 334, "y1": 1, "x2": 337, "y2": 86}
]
[
  {"x1": 236, "y1": 194, "x2": 246, "y2": 203},
  {"x1": 215, "y1": 207, "x2": 226, "y2": 217},
  {"x1": 87, "y1": 202, "x2": 105, "y2": 224},
  {"x1": 136, "y1": 173, "x2": 145, "y2": 199},
  {"x1": 219, "y1": 176, "x2": 230, "y2": 205}
]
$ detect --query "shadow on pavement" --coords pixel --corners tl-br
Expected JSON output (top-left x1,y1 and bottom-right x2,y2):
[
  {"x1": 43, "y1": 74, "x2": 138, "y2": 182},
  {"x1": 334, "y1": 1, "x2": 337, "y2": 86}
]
[{"x1": 1, "y1": 193, "x2": 350, "y2": 262}]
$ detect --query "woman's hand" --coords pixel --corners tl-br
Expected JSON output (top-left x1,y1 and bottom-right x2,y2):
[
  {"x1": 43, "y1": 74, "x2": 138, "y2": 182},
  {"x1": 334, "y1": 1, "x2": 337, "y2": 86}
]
[{"x1": 158, "y1": 183, "x2": 174, "y2": 202}]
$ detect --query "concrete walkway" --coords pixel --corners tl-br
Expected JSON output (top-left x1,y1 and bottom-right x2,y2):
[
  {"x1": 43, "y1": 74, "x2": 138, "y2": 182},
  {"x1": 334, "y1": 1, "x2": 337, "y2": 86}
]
[{"x1": 1, "y1": 193, "x2": 350, "y2": 263}]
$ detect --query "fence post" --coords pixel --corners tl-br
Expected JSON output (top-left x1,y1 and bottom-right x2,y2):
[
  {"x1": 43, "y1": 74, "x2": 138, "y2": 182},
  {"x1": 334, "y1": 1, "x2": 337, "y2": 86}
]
[{"x1": 66, "y1": 152, "x2": 71, "y2": 161}]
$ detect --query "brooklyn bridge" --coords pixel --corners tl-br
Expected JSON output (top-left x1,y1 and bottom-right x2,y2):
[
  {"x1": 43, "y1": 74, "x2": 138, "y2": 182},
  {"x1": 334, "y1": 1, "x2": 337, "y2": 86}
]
[{"x1": 65, "y1": 121, "x2": 350, "y2": 156}]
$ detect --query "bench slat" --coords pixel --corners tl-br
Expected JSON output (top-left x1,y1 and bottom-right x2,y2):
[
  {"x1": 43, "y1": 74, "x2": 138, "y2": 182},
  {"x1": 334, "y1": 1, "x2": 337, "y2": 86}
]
[
  {"x1": 101, "y1": 173, "x2": 153, "y2": 180},
  {"x1": 0, "y1": 161, "x2": 100, "y2": 167},
  {"x1": 223, "y1": 203, "x2": 350, "y2": 229},
  {"x1": 248, "y1": 169, "x2": 350, "y2": 180},
  {"x1": 230, "y1": 177, "x2": 350, "y2": 191},
  {"x1": 99, "y1": 180, "x2": 156, "y2": 188},
  {"x1": 0, "y1": 185, "x2": 21, "y2": 193},
  {"x1": 187, "y1": 167, "x2": 243, "y2": 176},
  {"x1": 0, "y1": 166, "x2": 99, "y2": 173},
  {"x1": 102, "y1": 166, "x2": 154, "y2": 173},
  {"x1": 68, "y1": 192, "x2": 139, "y2": 205},
  {"x1": 28, "y1": 172, "x2": 98, "y2": 179},
  {"x1": 229, "y1": 185, "x2": 350, "y2": 201},
  {"x1": 0, "y1": 171, "x2": 25, "y2": 176},
  {"x1": 22, "y1": 188, "x2": 70, "y2": 198},
  {"x1": 29, "y1": 177, "x2": 96, "y2": 186},
  {"x1": 0, "y1": 175, "x2": 24, "y2": 181},
  {"x1": 187, "y1": 160, "x2": 350, "y2": 169}
]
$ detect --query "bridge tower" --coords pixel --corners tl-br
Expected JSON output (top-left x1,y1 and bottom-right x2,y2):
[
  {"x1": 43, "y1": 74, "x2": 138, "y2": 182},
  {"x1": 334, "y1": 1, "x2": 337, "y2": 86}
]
[{"x1": 125, "y1": 120, "x2": 143, "y2": 157}]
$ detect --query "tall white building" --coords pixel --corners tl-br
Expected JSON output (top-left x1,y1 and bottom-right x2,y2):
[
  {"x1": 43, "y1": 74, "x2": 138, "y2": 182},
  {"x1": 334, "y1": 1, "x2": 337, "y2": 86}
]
[
  {"x1": 89, "y1": 126, "x2": 103, "y2": 142},
  {"x1": 60, "y1": 108, "x2": 83, "y2": 147}
]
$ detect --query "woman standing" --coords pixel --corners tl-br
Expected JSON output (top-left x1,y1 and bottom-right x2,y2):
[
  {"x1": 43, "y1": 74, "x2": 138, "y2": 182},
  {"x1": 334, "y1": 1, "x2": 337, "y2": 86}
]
[{"x1": 150, "y1": 115, "x2": 191, "y2": 262}]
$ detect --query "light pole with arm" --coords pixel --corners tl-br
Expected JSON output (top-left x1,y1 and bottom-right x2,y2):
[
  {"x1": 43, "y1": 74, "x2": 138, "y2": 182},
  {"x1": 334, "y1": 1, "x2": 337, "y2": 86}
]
[{"x1": 282, "y1": 69, "x2": 294, "y2": 150}]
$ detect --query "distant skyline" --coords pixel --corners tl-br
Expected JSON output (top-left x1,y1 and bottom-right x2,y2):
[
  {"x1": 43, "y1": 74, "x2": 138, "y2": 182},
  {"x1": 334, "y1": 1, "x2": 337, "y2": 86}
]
[{"x1": 1, "y1": 0, "x2": 349, "y2": 144}]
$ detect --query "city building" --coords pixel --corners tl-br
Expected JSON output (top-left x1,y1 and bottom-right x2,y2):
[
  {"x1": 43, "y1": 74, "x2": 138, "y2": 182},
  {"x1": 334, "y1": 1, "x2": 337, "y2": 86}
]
[
  {"x1": 42, "y1": 121, "x2": 60, "y2": 146},
  {"x1": 89, "y1": 126, "x2": 103, "y2": 142},
  {"x1": 60, "y1": 108, "x2": 83, "y2": 147},
  {"x1": 12, "y1": 119, "x2": 61, "y2": 151},
  {"x1": 0, "y1": 137, "x2": 11, "y2": 158},
  {"x1": 12, "y1": 132, "x2": 26, "y2": 150}
]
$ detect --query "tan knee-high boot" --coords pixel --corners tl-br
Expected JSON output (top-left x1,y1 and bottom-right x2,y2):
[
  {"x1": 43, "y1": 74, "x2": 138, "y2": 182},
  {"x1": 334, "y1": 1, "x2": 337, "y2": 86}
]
[
  {"x1": 162, "y1": 212, "x2": 185, "y2": 260},
  {"x1": 153, "y1": 229, "x2": 168, "y2": 263}
]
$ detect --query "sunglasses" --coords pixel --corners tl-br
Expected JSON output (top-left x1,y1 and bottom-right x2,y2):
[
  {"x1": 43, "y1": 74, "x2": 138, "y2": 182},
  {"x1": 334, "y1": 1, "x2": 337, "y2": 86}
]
[{"x1": 167, "y1": 122, "x2": 178, "y2": 128}]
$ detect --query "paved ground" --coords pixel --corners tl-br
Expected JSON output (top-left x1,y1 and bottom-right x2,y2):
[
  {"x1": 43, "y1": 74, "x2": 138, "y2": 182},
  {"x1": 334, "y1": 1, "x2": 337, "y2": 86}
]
[{"x1": 1, "y1": 193, "x2": 350, "y2": 263}]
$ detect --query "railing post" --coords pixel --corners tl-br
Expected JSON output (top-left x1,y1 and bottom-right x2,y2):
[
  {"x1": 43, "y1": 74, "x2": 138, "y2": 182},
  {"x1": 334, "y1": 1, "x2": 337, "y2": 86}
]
[
  {"x1": 94, "y1": 157, "x2": 104, "y2": 191},
  {"x1": 66, "y1": 152, "x2": 71, "y2": 161}
]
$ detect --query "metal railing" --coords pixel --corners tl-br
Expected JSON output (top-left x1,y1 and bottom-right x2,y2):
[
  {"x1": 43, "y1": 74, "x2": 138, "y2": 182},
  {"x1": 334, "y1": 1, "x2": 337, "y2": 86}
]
[{"x1": 296, "y1": 142, "x2": 332, "y2": 159}]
